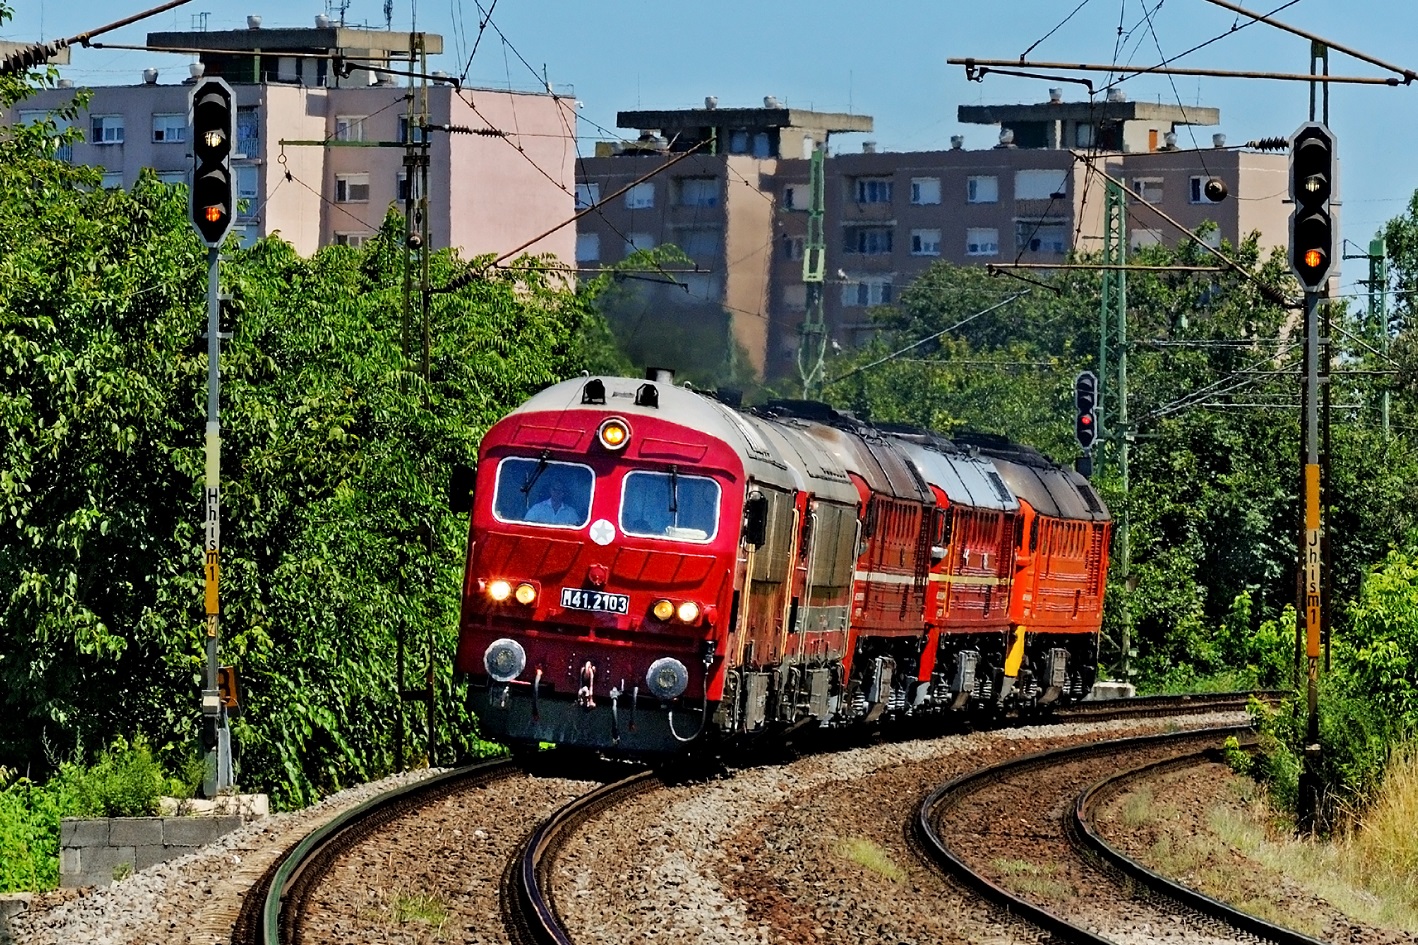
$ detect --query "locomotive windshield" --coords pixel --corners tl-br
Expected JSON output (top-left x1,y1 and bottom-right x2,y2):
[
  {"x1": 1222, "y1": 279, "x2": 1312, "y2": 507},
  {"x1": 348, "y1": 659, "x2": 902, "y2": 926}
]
[
  {"x1": 620, "y1": 470, "x2": 720, "y2": 541},
  {"x1": 492, "y1": 457, "x2": 593, "y2": 528}
]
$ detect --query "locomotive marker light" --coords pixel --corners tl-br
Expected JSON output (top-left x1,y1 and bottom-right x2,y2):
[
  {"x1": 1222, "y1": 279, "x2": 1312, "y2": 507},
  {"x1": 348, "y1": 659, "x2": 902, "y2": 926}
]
[
  {"x1": 652, "y1": 599, "x2": 676, "y2": 621},
  {"x1": 676, "y1": 601, "x2": 701, "y2": 624},
  {"x1": 1288, "y1": 123, "x2": 1336, "y2": 291},
  {"x1": 646, "y1": 657, "x2": 690, "y2": 701},
  {"x1": 514, "y1": 582, "x2": 538, "y2": 605},
  {"x1": 487, "y1": 579, "x2": 513, "y2": 602},
  {"x1": 597, "y1": 417, "x2": 631, "y2": 450},
  {"x1": 484, "y1": 638, "x2": 527, "y2": 682}
]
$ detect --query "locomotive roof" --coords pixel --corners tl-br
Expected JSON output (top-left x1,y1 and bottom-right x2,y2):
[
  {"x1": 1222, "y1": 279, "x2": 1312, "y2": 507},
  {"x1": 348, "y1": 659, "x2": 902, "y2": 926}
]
[
  {"x1": 972, "y1": 449, "x2": 1111, "y2": 523},
  {"x1": 888, "y1": 436, "x2": 1020, "y2": 513},
  {"x1": 503, "y1": 376, "x2": 856, "y2": 503},
  {"x1": 754, "y1": 404, "x2": 933, "y2": 506}
]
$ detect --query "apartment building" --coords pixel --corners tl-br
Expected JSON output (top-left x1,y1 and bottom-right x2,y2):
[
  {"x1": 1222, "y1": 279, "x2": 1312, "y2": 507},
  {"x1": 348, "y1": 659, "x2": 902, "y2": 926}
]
[
  {"x1": 6, "y1": 20, "x2": 575, "y2": 262},
  {"x1": 579, "y1": 93, "x2": 1290, "y2": 381}
]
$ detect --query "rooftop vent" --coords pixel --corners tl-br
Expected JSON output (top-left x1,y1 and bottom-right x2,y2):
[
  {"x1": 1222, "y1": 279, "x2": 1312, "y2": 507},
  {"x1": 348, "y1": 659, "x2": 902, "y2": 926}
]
[
  {"x1": 705, "y1": 95, "x2": 718, "y2": 110},
  {"x1": 1106, "y1": 88, "x2": 1127, "y2": 103},
  {"x1": 1162, "y1": 130, "x2": 1178, "y2": 150},
  {"x1": 188, "y1": 61, "x2": 205, "y2": 79},
  {"x1": 645, "y1": 367, "x2": 675, "y2": 384},
  {"x1": 1048, "y1": 87, "x2": 1063, "y2": 104},
  {"x1": 996, "y1": 128, "x2": 1016, "y2": 148},
  {"x1": 1212, "y1": 132, "x2": 1227, "y2": 148},
  {"x1": 862, "y1": 140, "x2": 877, "y2": 154},
  {"x1": 315, "y1": 14, "x2": 331, "y2": 27},
  {"x1": 142, "y1": 68, "x2": 158, "y2": 84},
  {"x1": 57, "y1": 78, "x2": 74, "y2": 88},
  {"x1": 950, "y1": 134, "x2": 964, "y2": 150},
  {"x1": 763, "y1": 95, "x2": 780, "y2": 108},
  {"x1": 247, "y1": 15, "x2": 262, "y2": 29}
]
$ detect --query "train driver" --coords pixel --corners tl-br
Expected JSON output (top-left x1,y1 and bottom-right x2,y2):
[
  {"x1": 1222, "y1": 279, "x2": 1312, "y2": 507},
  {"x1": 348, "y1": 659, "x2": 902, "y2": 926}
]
[{"x1": 524, "y1": 477, "x2": 582, "y2": 525}]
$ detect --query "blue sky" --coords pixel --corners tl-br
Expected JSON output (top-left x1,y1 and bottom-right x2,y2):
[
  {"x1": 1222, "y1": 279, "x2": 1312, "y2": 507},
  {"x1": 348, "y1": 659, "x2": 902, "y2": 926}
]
[{"x1": 6, "y1": 0, "x2": 1418, "y2": 293}]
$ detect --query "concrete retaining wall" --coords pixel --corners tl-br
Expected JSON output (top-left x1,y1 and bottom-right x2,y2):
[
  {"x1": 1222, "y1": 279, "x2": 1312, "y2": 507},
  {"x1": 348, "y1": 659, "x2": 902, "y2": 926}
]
[
  {"x1": 59, "y1": 815, "x2": 243, "y2": 887},
  {"x1": 0, "y1": 894, "x2": 31, "y2": 945}
]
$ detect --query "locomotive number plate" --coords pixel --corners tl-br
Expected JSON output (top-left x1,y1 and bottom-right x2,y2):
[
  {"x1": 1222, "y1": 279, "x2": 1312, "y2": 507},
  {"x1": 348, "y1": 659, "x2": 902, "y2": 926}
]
[{"x1": 560, "y1": 588, "x2": 630, "y2": 615}]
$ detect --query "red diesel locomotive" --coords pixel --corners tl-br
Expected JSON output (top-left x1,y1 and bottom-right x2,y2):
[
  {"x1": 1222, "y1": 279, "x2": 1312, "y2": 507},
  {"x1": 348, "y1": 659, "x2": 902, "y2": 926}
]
[{"x1": 451, "y1": 372, "x2": 1111, "y2": 755}]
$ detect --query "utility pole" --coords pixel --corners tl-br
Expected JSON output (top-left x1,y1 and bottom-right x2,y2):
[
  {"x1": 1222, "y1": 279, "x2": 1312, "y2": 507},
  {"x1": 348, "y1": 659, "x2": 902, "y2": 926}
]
[
  {"x1": 1372, "y1": 238, "x2": 1390, "y2": 437},
  {"x1": 797, "y1": 146, "x2": 828, "y2": 399},
  {"x1": 1099, "y1": 178, "x2": 1133, "y2": 683}
]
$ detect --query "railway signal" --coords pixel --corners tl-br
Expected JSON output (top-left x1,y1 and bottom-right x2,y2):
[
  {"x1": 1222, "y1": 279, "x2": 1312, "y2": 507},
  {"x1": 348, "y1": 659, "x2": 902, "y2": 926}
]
[
  {"x1": 1074, "y1": 370, "x2": 1099, "y2": 452},
  {"x1": 1289, "y1": 123, "x2": 1336, "y2": 291},
  {"x1": 189, "y1": 77, "x2": 235, "y2": 247}
]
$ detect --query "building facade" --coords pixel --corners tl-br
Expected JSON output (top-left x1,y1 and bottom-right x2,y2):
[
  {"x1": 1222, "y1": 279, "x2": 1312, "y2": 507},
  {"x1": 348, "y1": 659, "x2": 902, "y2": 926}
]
[
  {"x1": 578, "y1": 94, "x2": 1291, "y2": 381},
  {"x1": 6, "y1": 21, "x2": 576, "y2": 263}
]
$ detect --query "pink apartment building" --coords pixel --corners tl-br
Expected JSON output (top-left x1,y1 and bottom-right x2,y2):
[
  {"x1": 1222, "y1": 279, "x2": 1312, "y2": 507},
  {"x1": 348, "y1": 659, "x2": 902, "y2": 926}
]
[{"x1": 6, "y1": 20, "x2": 575, "y2": 263}]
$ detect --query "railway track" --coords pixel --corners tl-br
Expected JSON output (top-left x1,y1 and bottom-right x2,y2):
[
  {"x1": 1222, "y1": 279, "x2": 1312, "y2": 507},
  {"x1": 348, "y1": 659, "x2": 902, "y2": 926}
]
[
  {"x1": 232, "y1": 691, "x2": 1263, "y2": 945},
  {"x1": 916, "y1": 723, "x2": 1316, "y2": 945}
]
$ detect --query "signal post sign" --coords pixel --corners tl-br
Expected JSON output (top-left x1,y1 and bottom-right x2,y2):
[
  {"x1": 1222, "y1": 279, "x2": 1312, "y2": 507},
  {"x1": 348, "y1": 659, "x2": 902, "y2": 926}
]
[{"x1": 1304, "y1": 463, "x2": 1322, "y2": 659}]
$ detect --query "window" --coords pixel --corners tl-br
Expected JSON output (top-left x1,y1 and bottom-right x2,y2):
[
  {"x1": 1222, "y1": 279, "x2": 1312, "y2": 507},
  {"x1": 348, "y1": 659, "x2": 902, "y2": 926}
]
[
  {"x1": 676, "y1": 226, "x2": 722, "y2": 257},
  {"x1": 575, "y1": 232, "x2": 600, "y2": 262},
  {"x1": 334, "y1": 232, "x2": 371, "y2": 248},
  {"x1": 854, "y1": 177, "x2": 893, "y2": 204},
  {"x1": 334, "y1": 116, "x2": 366, "y2": 141},
  {"x1": 910, "y1": 228, "x2": 941, "y2": 256},
  {"x1": 398, "y1": 117, "x2": 427, "y2": 144},
  {"x1": 625, "y1": 182, "x2": 654, "y2": 209},
  {"x1": 620, "y1": 470, "x2": 721, "y2": 541},
  {"x1": 782, "y1": 284, "x2": 807, "y2": 310},
  {"x1": 276, "y1": 57, "x2": 299, "y2": 82},
  {"x1": 1015, "y1": 220, "x2": 1067, "y2": 254},
  {"x1": 335, "y1": 173, "x2": 369, "y2": 202},
  {"x1": 967, "y1": 176, "x2": 999, "y2": 203},
  {"x1": 493, "y1": 458, "x2": 594, "y2": 529},
  {"x1": 236, "y1": 165, "x2": 258, "y2": 201},
  {"x1": 841, "y1": 277, "x2": 893, "y2": 307},
  {"x1": 728, "y1": 129, "x2": 749, "y2": 154},
  {"x1": 152, "y1": 114, "x2": 185, "y2": 143},
  {"x1": 100, "y1": 172, "x2": 123, "y2": 189},
  {"x1": 1076, "y1": 123, "x2": 1095, "y2": 148},
  {"x1": 910, "y1": 177, "x2": 941, "y2": 205},
  {"x1": 1133, "y1": 178, "x2": 1164, "y2": 204},
  {"x1": 677, "y1": 177, "x2": 719, "y2": 207},
  {"x1": 966, "y1": 228, "x2": 999, "y2": 256},
  {"x1": 783, "y1": 184, "x2": 804, "y2": 210},
  {"x1": 625, "y1": 232, "x2": 655, "y2": 255},
  {"x1": 236, "y1": 107, "x2": 259, "y2": 158},
  {"x1": 679, "y1": 273, "x2": 723, "y2": 301},
  {"x1": 1131, "y1": 228, "x2": 1162, "y2": 250},
  {"x1": 844, "y1": 226, "x2": 893, "y2": 255},
  {"x1": 781, "y1": 235, "x2": 804, "y2": 261},
  {"x1": 1015, "y1": 169, "x2": 1068, "y2": 200},
  {"x1": 1190, "y1": 176, "x2": 1220, "y2": 204},
  {"x1": 17, "y1": 109, "x2": 46, "y2": 126},
  {"x1": 575, "y1": 182, "x2": 600, "y2": 209},
  {"x1": 157, "y1": 170, "x2": 186, "y2": 186},
  {"x1": 90, "y1": 115, "x2": 124, "y2": 144},
  {"x1": 729, "y1": 130, "x2": 771, "y2": 158}
]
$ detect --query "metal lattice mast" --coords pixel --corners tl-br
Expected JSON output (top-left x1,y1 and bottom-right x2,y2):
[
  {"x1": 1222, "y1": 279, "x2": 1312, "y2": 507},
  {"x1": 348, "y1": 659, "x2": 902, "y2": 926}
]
[
  {"x1": 1099, "y1": 179, "x2": 1132, "y2": 682},
  {"x1": 798, "y1": 147, "x2": 827, "y2": 398}
]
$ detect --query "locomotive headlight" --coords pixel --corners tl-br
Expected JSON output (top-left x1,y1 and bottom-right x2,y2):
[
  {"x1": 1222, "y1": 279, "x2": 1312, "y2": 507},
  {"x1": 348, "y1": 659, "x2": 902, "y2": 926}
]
[
  {"x1": 676, "y1": 601, "x2": 700, "y2": 623},
  {"x1": 652, "y1": 599, "x2": 675, "y2": 621},
  {"x1": 487, "y1": 579, "x2": 513, "y2": 602},
  {"x1": 597, "y1": 417, "x2": 630, "y2": 450},
  {"x1": 514, "y1": 582, "x2": 538, "y2": 605},
  {"x1": 645, "y1": 657, "x2": 689, "y2": 700},
  {"x1": 484, "y1": 638, "x2": 527, "y2": 682}
]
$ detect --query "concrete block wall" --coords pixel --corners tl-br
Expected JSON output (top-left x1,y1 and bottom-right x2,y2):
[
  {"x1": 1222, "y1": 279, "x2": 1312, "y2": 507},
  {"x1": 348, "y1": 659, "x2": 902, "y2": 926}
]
[
  {"x1": 59, "y1": 815, "x2": 243, "y2": 887},
  {"x1": 0, "y1": 893, "x2": 31, "y2": 945}
]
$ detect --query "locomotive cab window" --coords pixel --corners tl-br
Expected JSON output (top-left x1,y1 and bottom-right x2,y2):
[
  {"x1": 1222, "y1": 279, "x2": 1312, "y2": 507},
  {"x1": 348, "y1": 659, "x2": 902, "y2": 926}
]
[
  {"x1": 620, "y1": 470, "x2": 721, "y2": 541},
  {"x1": 492, "y1": 458, "x2": 593, "y2": 528}
]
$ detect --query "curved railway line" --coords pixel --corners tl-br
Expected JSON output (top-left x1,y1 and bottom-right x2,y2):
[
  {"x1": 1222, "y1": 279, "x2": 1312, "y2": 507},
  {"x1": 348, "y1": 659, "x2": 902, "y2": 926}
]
[
  {"x1": 233, "y1": 692, "x2": 1273, "y2": 945},
  {"x1": 916, "y1": 723, "x2": 1321, "y2": 945}
]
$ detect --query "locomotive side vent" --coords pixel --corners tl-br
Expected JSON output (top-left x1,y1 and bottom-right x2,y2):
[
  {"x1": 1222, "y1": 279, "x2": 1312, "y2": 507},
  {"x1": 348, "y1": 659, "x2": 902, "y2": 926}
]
[
  {"x1": 582, "y1": 379, "x2": 606, "y2": 404},
  {"x1": 984, "y1": 470, "x2": 1013, "y2": 504},
  {"x1": 1075, "y1": 482, "x2": 1104, "y2": 514}
]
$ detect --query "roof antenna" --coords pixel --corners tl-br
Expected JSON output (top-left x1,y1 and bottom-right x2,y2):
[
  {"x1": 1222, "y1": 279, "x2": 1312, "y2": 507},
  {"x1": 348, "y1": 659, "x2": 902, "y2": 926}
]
[{"x1": 384, "y1": 0, "x2": 393, "y2": 30}]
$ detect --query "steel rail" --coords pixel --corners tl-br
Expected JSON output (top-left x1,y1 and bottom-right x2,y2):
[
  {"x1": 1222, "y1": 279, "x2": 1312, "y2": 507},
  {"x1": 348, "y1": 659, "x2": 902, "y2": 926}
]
[
  {"x1": 246, "y1": 758, "x2": 517, "y2": 945},
  {"x1": 1073, "y1": 747, "x2": 1330, "y2": 945},
  {"x1": 917, "y1": 725, "x2": 1254, "y2": 944},
  {"x1": 513, "y1": 770, "x2": 658, "y2": 945}
]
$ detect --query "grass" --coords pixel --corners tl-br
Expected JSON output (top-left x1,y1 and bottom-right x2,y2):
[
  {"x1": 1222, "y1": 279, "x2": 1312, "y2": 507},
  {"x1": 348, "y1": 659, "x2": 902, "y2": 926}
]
[
  {"x1": 834, "y1": 837, "x2": 906, "y2": 883},
  {"x1": 991, "y1": 858, "x2": 1075, "y2": 899}
]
